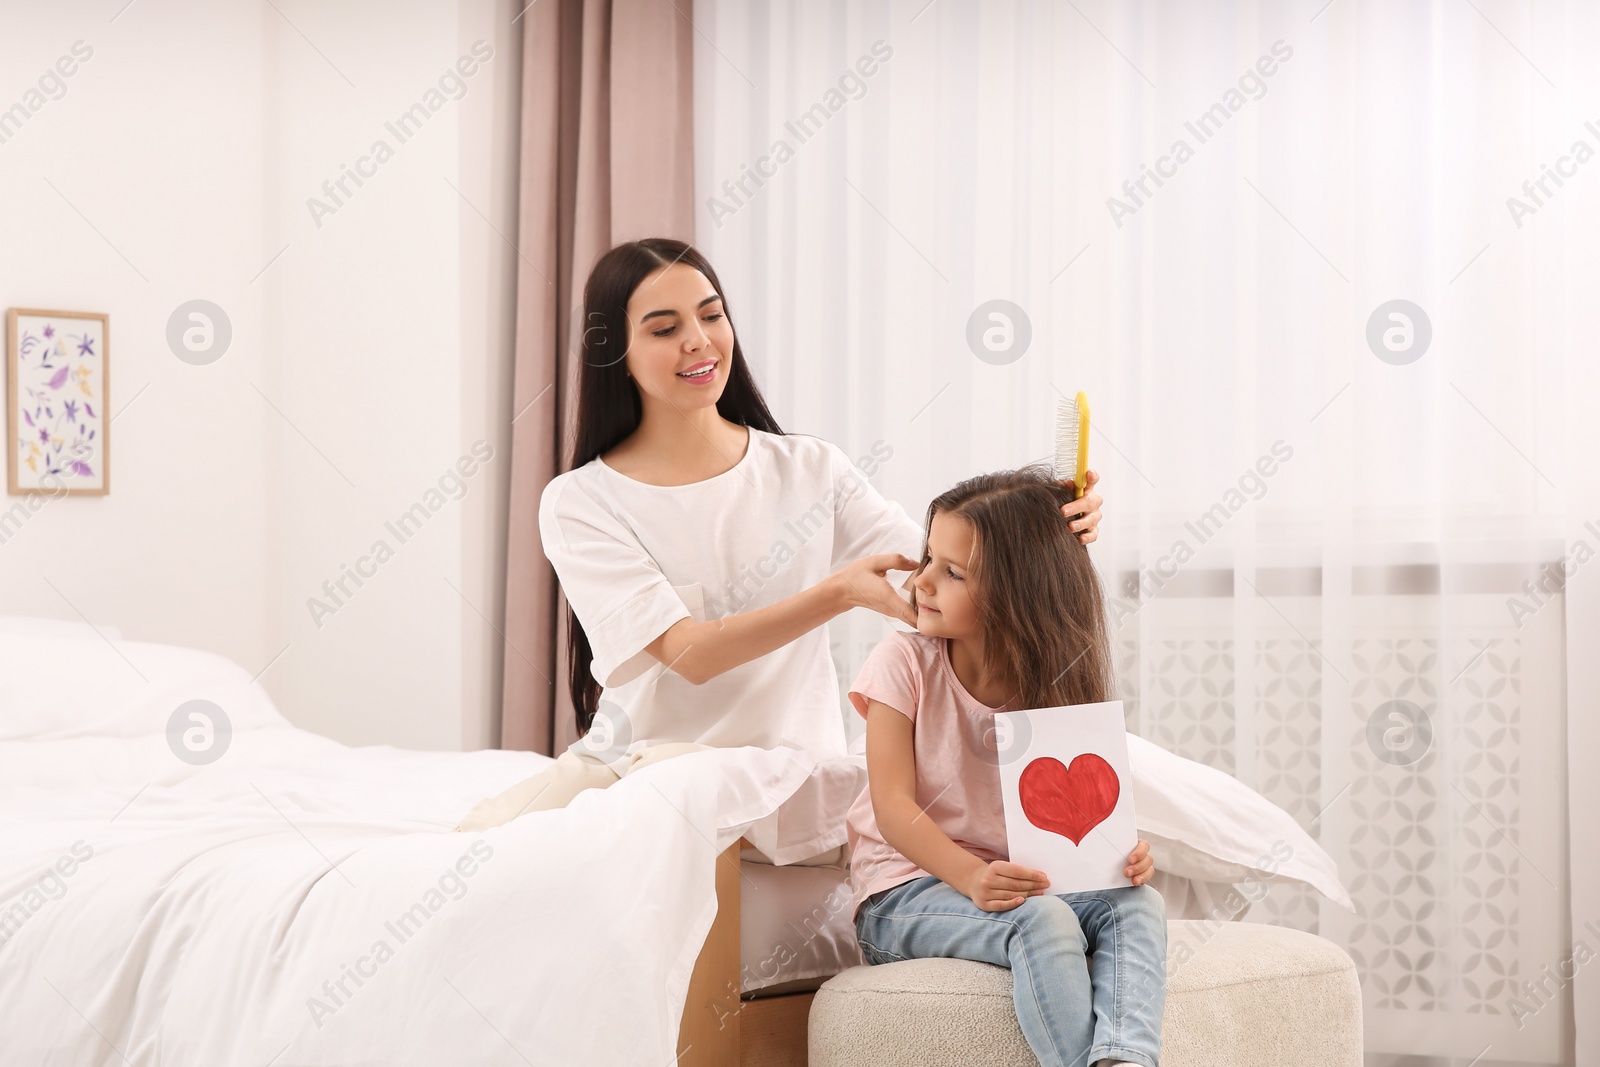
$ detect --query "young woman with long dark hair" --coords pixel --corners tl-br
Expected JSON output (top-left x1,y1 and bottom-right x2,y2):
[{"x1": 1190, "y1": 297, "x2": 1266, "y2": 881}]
[{"x1": 456, "y1": 239, "x2": 1104, "y2": 834}]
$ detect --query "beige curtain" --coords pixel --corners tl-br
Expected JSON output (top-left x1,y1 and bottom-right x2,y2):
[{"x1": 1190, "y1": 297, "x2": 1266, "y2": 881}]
[{"x1": 499, "y1": 0, "x2": 695, "y2": 754}]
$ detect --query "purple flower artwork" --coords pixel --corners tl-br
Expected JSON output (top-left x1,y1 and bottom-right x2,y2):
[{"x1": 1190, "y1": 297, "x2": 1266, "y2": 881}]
[{"x1": 9, "y1": 311, "x2": 106, "y2": 493}]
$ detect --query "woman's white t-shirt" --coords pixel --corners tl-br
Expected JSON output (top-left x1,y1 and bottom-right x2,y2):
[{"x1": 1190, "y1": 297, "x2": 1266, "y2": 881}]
[{"x1": 538, "y1": 427, "x2": 922, "y2": 766}]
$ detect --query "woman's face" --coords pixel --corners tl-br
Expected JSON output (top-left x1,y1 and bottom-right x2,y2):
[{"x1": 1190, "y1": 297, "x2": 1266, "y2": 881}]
[
  {"x1": 912, "y1": 511, "x2": 981, "y2": 639},
  {"x1": 623, "y1": 263, "x2": 735, "y2": 407}
]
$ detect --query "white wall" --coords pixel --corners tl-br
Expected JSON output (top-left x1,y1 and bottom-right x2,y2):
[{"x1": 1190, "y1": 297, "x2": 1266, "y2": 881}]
[{"x1": 0, "y1": 1, "x2": 520, "y2": 751}]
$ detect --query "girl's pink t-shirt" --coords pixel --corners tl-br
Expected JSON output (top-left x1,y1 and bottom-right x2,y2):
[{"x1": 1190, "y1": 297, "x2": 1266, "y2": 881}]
[{"x1": 845, "y1": 629, "x2": 1024, "y2": 921}]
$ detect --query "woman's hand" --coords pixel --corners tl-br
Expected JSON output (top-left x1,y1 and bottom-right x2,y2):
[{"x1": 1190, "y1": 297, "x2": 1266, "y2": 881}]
[
  {"x1": 1058, "y1": 469, "x2": 1102, "y2": 544},
  {"x1": 830, "y1": 553, "x2": 920, "y2": 627},
  {"x1": 1124, "y1": 838, "x2": 1155, "y2": 886},
  {"x1": 964, "y1": 859, "x2": 1051, "y2": 912}
]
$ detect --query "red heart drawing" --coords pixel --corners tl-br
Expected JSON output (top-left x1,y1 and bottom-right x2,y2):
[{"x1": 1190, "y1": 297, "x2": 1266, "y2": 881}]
[{"x1": 1018, "y1": 754, "x2": 1120, "y2": 845}]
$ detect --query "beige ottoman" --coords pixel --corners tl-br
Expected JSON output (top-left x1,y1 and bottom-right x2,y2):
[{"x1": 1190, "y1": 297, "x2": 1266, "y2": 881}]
[{"x1": 809, "y1": 920, "x2": 1362, "y2": 1066}]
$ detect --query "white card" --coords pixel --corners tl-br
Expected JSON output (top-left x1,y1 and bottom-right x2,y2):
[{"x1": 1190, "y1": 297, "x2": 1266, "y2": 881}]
[{"x1": 994, "y1": 700, "x2": 1137, "y2": 894}]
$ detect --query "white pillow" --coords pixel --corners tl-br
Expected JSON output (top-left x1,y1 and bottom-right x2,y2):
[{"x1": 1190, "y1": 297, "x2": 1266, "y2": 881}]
[
  {"x1": 0, "y1": 615, "x2": 123, "y2": 641},
  {"x1": 0, "y1": 630, "x2": 291, "y2": 740},
  {"x1": 1128, "y1": 733, "x2": 1354, "y2": 911}
]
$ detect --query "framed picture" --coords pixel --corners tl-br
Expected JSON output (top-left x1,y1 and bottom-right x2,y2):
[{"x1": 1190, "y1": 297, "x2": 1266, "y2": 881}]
[{"x1": 7, "y1": 308, "x2": 109, "y2": 496}]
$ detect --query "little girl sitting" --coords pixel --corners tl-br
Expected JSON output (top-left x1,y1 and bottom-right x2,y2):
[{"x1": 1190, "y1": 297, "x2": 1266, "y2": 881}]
[{"x1": 846, "y1": 464, "x2": 1166, "y2": 1067}]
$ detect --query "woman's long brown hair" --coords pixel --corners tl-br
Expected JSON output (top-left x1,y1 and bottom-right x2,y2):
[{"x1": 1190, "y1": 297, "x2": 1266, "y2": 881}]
[
  {"x1": 908, "y1": 463, "x2": 1115, "y2": 710},
  {"x1": 562, "y1": 238, "x2": 785, "y2": 734}
]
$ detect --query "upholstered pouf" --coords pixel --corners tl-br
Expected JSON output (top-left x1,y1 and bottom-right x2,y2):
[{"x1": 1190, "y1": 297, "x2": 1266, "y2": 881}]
[{"x1": 809, "y1": 920, "x2": 1362, "y2": 1066}]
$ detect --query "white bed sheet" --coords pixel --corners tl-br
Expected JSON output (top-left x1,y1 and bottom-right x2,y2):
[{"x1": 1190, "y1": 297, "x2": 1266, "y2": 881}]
[{"x1": 739, "y1": 861, "x2": 861, "y2": 995}]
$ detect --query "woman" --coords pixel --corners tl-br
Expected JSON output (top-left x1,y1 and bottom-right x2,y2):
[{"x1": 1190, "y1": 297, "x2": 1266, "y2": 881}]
[{"x1": 456, "y1": 238, "x2": 1103, "y2": 833}]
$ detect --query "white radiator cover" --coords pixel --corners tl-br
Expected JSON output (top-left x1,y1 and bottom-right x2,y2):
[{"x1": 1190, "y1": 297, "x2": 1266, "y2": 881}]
[{"x1": 1118, "y1": 583, "x2": 1567, "y2": 1064}]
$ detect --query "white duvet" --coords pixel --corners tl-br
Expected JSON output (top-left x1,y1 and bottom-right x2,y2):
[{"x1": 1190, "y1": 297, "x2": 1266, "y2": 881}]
[{"x1": 1, "y1": 724, "x2": 827, "y2": 1066}]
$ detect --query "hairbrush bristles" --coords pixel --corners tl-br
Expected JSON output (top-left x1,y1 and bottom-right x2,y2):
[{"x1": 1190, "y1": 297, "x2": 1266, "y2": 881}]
[{"x1": 1054, "y1": 393, "x2": 1091, "y2": 500}]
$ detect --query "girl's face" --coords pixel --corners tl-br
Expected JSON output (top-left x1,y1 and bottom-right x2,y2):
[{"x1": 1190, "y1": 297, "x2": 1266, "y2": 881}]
[
  {"x1": 912, "y1": 510, "x2": 981, "y2": 639},
  {"x1": 623, "y1": 263, "x2": 735, "y2": 407}
]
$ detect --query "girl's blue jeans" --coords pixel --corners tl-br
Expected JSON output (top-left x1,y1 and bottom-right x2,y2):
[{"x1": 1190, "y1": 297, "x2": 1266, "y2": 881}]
[{"x1": 854, "y1": 875, "x2": 1166, "y2": 1067}]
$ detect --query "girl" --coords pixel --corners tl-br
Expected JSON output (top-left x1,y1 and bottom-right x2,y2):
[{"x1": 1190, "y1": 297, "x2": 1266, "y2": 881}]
[
  {"x1": 457, "y1": 239, "x2": 1105, "y2": 833},
  {"x1": 847, "y1": 465, "x2": 1165, "y2": 1067}
]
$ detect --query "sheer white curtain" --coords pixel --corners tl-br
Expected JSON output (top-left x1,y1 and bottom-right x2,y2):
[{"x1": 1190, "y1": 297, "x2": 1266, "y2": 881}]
[{"x1": 693, "y1": 1, "x2": 1599, "y2": 1063}]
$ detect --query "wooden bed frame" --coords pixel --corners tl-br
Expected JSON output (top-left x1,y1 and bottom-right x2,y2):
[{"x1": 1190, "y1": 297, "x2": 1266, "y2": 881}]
[{"x1": 677, "y1": 836, "x2": 816, "y2": 1067}]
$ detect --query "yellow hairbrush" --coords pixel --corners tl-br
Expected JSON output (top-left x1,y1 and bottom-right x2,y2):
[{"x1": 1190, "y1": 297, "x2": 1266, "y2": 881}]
[{"x1": 1054, "y1": 392, "x2": 1091, "y2": 499}]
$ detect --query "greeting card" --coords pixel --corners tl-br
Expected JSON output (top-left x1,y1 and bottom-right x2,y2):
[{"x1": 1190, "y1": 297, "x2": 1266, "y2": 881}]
[{"x1": 994, "y1": 700, "x2": 1137, "y2": 893}]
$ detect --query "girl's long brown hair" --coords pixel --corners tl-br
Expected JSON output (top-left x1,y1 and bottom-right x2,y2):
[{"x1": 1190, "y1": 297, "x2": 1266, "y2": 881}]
[{"x1": 909, "y1": 463, "x2": 1115, "y2": 710}]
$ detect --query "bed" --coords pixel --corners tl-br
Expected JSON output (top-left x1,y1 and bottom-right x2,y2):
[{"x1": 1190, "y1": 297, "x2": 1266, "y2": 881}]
[
  {"x1": 0, "y1": 621, "x2": 1354, "y2": 1066},
  {"x1": 0, "y1": 622, "x2": 858, "y2": 1065}
]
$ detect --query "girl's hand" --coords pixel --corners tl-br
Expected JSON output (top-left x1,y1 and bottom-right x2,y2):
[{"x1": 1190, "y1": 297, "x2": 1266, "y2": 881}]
[
  {"x1": 964, "y1": 860, "x2": 1051, "y2": 912},
  {"x1": 830, "y1": 553, "x2": 921, "y2": 627},
  {"x1": 1125, "y1": 838, "x2": 1155, "y2": 886},
  {"x1": 1058, "y1": 469, "x2": 1102, "y2": 544}
]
